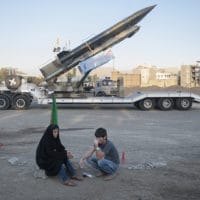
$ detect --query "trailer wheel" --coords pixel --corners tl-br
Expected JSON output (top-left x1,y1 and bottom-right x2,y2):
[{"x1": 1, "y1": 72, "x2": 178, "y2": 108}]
[
  {"x1": 138, "y1": 98, "x2": 155, "y2": 110},
  {"x1": 158, "y1": 98, "x2": 174, "y2": 110},
  {"x1": 0, "y1": 95, "x2": 10, "y2": 110},
  {"x1": 175, "y1": 98, "x2": 192, "y2": 110},
  {"x1": 13, "y1": 95, "x2": 29, "y2": 110}
]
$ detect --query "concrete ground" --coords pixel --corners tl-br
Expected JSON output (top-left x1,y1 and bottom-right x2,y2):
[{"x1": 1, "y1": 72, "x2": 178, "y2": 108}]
[{"x1": 0, "y1": 103, "x2": 200, "y2": 200}]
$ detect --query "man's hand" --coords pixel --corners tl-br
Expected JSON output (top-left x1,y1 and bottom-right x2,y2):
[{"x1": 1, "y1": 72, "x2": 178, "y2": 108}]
[
  {"x1": 67, "y1": 151, "x2": 74, "y2": 159},
  {"x1": 79, "y1": 158, "x2": 84, "y2": 168},
  {"x1": 79, "y1": 146, "x2": 97, "y2": 168}
]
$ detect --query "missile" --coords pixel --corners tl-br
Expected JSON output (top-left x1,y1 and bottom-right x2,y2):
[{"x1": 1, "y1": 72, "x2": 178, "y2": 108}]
[{"x1": 40, "y1": 5, "x2": 156, "y2": 81}]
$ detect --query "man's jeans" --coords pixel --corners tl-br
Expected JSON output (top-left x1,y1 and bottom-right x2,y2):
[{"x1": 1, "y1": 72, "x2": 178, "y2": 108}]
[
  {"x1": 58, "y1": 158, "x2": 75, "y2": 182},
  {"x1": 87, "y1": 156, "x2": 119, "y2": 175}
]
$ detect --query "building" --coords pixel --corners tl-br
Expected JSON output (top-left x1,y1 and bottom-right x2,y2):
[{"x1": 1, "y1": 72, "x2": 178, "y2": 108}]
[
  {"x1": 111, "y1": 70, "x2": 140, "y2": 87},
  {"x1": 105, "y1": 65, "x2": 179, "y2": 88},
  {"x1": 181, "y1": 64, "x2": 200, "y2": 87},
  {"x1": 90, "y1": 66, "x2": 114, "y2": 78},
  {"x1": 61, "y1": 63, "x2": 200, "y2": 89}
]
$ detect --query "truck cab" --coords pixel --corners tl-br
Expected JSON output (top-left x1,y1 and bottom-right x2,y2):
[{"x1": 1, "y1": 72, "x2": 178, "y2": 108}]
[{"x1": 94, "y1": 77, "x2": 118, "y2": 96}]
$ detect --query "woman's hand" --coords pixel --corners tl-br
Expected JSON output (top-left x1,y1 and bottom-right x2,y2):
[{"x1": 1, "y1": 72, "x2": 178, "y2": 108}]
[{"x1": 67, "y1": 151, "x2": 74, "y2": 159}]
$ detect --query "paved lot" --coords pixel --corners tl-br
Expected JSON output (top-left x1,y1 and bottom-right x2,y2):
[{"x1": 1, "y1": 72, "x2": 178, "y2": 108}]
[{"x1": 0, "y1": 103, "x2": 200, "y2": 200}]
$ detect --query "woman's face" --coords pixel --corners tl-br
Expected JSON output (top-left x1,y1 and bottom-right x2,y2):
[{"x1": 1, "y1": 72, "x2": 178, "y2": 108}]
[{"x1": 52, "y1": 128, "x2": 59, "y2": 138}]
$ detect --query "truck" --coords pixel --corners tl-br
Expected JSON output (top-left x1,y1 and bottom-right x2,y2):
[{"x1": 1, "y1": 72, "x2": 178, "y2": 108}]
[
  {"x1": 1, "y1": 5, "x2": 200, "y2": 111},
  {"x1": 94, "y1": 77, "x2": 118, "y2": 97}
]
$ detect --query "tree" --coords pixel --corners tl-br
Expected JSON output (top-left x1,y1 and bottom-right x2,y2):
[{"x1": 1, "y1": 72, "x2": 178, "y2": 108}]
[
  {"x1": 0, "y1": 67, "x2": 44, "y2": 85},
  {"x1": 27, "y1": 76, "x2": 44, "y2": 85},
  {"x1": 0, "y1": 68, "x2": 10, "y2": 82}
]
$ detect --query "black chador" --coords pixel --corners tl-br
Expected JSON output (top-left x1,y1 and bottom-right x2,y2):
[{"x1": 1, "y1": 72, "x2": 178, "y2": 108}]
[{"x1": 36, "y1": 124, "x2": 67, "y2": 176}]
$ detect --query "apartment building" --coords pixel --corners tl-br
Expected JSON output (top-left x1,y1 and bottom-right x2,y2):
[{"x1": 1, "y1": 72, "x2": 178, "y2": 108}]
[
  {"x1": 62, "y1": 63, "x2": 200, "y2": 88},
  {"x1": 181, "y1": 64, "x2": 200, "y2": 87},
  {"x1": 111, "y1": 65, "x2": 178, "y2": 88}
]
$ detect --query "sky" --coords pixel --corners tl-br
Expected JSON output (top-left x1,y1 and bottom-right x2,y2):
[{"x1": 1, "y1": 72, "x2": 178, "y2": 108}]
[{"x1": 0, "y1": 0, "x2": 200, "y2": 76}]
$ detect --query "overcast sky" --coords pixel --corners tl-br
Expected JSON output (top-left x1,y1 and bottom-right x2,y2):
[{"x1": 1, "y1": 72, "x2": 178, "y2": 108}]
[{"x1": 0, "y1": 0, "x2": 200, "y2": 76}]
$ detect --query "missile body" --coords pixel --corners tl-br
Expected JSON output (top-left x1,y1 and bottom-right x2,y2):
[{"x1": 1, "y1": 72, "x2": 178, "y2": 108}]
[{"x1": 40, "y1": 5, "x2": 156, "y2": 81}]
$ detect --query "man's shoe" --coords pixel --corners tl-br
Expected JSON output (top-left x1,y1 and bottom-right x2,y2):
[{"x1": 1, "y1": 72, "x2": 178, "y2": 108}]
[
  {"x1": 103, "y1": 173, "x2": 117, "y2": 181},
  {"x1": 95, "y1": 172, "x2": 106, "y2": 177}
]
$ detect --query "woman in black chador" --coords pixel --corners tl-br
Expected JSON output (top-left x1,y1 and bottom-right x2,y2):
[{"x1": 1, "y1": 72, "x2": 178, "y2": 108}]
[{"x1": 36, "y1": 124, "x2": 82, "y2": 186}]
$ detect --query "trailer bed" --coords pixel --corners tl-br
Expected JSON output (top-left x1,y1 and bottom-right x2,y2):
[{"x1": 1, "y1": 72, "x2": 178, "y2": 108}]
[{"x1": 37, "y1": 91, "x2": 200, "y2": 111}]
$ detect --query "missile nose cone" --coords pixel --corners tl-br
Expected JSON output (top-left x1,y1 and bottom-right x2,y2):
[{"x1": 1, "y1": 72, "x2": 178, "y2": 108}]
[
  {"x1": 148, "y1": 4, "x2": 157, "y2": 10},
  {"x1": 132, "y1": 4, "x2": 157, "y2": 25},
  {"x1": 145, "y1": 4, "x2": 157, "y2": 14}
]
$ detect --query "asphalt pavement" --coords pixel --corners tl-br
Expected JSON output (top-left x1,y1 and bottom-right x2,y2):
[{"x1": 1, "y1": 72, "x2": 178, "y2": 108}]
[{"x1": 0, "y1": 103, "x2": 200, "y2": 200}]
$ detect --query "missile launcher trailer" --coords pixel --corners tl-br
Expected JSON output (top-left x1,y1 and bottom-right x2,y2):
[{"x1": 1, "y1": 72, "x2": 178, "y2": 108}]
[{"x1": 1, "y1": 5, "x2": 200, "y2": 110}]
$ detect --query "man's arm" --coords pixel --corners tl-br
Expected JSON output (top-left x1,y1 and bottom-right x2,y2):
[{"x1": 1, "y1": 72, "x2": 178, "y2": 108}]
[
  {"x1": 94, "y1": 138, "x2": 105, "y2": 160},
  {"x1": 79, "y1": 147, "x2": 95, "y2": 167}
]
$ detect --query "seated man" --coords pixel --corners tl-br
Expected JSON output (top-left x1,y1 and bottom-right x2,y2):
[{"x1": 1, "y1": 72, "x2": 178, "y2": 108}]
[{"x1": 79, "y1": 127, "x2": 120, "y2": 180}]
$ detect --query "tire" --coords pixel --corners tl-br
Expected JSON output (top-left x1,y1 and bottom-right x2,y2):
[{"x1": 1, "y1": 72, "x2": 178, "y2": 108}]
[
  {"x1": 138, "y1": 98, "x2": 155, "y2": 110},
  {"x1": 13, "y1": 95, "x2": 29, "y2": 110},
  {"x1": 0, "y1": 94, "x2": 10, "y2": 110},
  {"x1": 157, "y1": 98, "x2": 174, "y2": 111},
  {"x1": 175, "y1": 98, "x2": 192, "y2": 110}
]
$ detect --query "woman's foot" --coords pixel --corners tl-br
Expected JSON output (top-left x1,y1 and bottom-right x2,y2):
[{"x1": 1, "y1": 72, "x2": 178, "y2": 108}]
[
  {"x1": 64, "y1": 180, "x2": 77, "y2": 186},
  {"x1": 71, "y1": 175, "x2": 83, "y2": 181}
]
